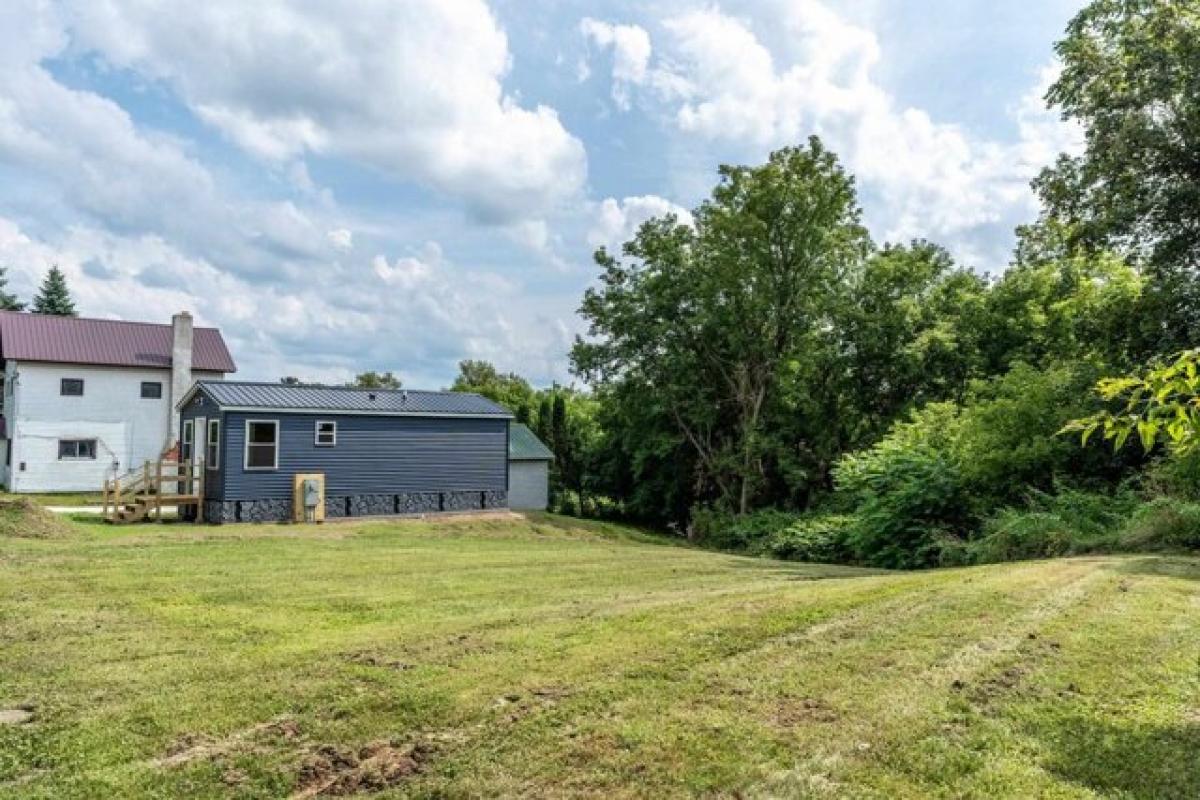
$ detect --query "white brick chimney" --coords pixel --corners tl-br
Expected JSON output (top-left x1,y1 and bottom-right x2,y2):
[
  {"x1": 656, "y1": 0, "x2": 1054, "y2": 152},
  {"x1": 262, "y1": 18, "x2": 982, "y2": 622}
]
[{"x1": 168, "y1": 311, "x2": 194, "y2": 446}]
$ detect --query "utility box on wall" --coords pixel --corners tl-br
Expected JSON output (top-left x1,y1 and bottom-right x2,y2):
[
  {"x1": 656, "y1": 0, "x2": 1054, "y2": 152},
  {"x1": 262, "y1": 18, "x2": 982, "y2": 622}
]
[{"x1": 292, "y1": 473, "x2": 325, "y2": 523}]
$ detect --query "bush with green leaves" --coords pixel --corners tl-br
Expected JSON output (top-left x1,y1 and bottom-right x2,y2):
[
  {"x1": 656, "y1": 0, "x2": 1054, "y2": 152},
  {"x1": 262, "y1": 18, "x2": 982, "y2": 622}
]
[
  {"x1": 763, "y1": 514, "x2": 857, "y2": 563},
  {"x1": 834, "y1": 403, "x2": 969, "y2": 568},
  {"x1": 688, "y1": 507, "x2": 801, "y2": 552},
  {"x1": 968, "y1": 488, "x2": 1137, "y2": 563},
  {"x1": 1118, "y1": 498, "x2": 1200, "y2": 552}
]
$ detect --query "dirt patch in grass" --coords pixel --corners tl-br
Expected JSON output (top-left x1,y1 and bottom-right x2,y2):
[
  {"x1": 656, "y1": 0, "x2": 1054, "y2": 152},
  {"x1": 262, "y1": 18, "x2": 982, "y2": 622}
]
[
  {"x1": 292, "y1": 740, "x2": 429, "y2": 798},
  {"x1": 0, "y1": 707, "x2": 34, "y2": 724},
  {"x1": 491, "y1": 685, "x2": 575, "y2": 724},
  {"x1": 773, "y1": 697, "x2": 840, "y2": 727},
  {"x1": 0, "y1": 498, "x2": 71, "y2": 538},
  {"x1": 157, "y1": 717, "x2": 303, "y2": 767},
  {"x1": 156, "y1": 717, "x2": 430, "y2": 797},
  {"x1": 344, "y1": 650, "x2": 414, "y2": 671}
]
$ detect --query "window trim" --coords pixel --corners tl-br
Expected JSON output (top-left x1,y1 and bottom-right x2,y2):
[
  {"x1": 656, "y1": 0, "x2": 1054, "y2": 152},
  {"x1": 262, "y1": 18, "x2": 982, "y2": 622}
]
[
  {"x1": 243, "y1": 419, "x2": 279, "y2": 471},
  {"x1": 181, "y1": 419, "x2": 194, "y2": 462},
  {"x1": 60, "y1": 378, "x2": 84, "y2": 397},
  {"x1": 206, "y1": 419, "x2": 221, "y2": 471},
  {"x1": 140, "y1": 381, "x2": 163, "y2": 399},
  {"x1": 58, "y1": 438, "x2": 97, "y2": 460},
  {"x1": 314, "y1": 420, "x2": 337, "y2": 447}
]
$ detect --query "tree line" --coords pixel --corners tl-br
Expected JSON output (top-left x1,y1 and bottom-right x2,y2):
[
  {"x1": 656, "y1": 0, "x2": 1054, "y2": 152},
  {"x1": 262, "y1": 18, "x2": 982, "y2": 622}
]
[
  {"x1": 0, "y1": 264, "x2": 77, "y2": 315},
  {"x1": 465, "y1": 0, "x2": 1200, "y2": 566}
]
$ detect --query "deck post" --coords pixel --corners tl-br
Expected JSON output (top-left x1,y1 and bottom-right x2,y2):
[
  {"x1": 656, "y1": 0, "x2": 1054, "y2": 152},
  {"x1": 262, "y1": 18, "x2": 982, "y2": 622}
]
[
  {"x1": 196, "y1": 459, "x2": 205, "y2": 524},
  {"x1": 102, "y1": 478, "x2": 109, "y2": 521},
  {"x1": 155, "y1": 460, "x2": 163, "y2": 522},
  {"x1": 113, "y1": 476, "x2": 121, "y2": 521}
]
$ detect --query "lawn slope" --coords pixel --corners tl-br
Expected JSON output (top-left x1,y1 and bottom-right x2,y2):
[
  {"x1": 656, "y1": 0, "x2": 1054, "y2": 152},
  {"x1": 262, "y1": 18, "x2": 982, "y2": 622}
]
[{"x1": 1, "y1": 513, "x2": 1197, "y2": 798}]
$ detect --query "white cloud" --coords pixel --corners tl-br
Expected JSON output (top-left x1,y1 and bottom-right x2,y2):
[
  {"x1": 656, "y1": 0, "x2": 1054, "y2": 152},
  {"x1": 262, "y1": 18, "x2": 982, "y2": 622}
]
[
  {"x1": 61, "y1": 0, "x2": 587, "y2": 223},
  {"x1": 0, "y1": 215, "x2": 575, "y2": 386},
  {"x1": 327, "y1": 228, "x2": 354, "y2": 251},
  {"x1": 588, "y1": 195, "x2": 694, "y2": 253},
  {"x1": 580, "y1": 18, "x2": 653, "y2": 110},
  {"x1": 583, "y1": 1, "x2": 1085, "y2": 269}
]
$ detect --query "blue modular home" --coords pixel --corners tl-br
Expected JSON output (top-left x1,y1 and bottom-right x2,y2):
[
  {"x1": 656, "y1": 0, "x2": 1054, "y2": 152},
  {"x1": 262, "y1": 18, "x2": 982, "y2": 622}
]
[{"x1": 176, "y1": 381, "x2": 512, "y2": 523}]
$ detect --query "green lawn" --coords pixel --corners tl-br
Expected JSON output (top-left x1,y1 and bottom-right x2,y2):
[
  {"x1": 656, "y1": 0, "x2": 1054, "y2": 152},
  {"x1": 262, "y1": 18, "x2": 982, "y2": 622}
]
[{"x1": 1, "y1": 513, "x2": 1197, "y2": 798}]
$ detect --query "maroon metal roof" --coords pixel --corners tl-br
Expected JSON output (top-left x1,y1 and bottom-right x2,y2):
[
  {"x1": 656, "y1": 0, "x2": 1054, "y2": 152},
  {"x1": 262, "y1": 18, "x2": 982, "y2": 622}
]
[{"x1": 0, "y1": 311, "x2": 236, "y2": 372}]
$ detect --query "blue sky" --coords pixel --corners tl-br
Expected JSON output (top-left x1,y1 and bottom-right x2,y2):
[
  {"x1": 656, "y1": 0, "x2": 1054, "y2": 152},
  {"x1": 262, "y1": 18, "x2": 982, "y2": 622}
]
[{"x1": 0, "y1": 0, "x2": 1083, "y2": 388}]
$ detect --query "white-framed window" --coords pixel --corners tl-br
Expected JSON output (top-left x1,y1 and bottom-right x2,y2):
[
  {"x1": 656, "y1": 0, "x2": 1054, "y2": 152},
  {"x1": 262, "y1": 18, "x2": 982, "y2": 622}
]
[
  {"x1": 181, "y1": 420, "x2": 194, "y2": 461},
  {"x1": 244, "y1": 420, "x2": 279, "y2": 470},
  {"x1": 206, "y1": 419, "x2": 221, "y2": 470},
  {"x1": 315, "y1": 420, "x2": 337, "y2": 447},
  {"x1": 58, "y1": 439, "x2": 97, "y2": 460}
]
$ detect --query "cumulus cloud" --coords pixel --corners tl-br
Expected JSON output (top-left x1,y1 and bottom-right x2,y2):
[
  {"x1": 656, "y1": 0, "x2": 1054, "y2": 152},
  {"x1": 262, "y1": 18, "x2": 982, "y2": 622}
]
[
  {"x1": 580, "y1": 1, "x2": 1084, "y2": 269},
  {"x1": 0, "y1": 0, "x2": 585, "y2": 385},
  {"x1": 580, "y1": 18, "x2": 653, "y2": 110},
  {"x1": 0, "y1": 215, "x2": 575, "y2": 386},
  {"x1": 588, "y1": 195, "x2": 694, "y2": 253},
  {"x1": 0, "y1": 18, "x2": 339, "y2": 280},
  {"x1": 61, "y1": 0, "x2": 587, "y2": 223}
]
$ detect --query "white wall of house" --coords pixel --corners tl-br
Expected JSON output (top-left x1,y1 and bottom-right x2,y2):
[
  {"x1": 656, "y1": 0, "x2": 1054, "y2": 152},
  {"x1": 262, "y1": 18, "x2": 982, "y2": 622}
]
[{"x1": 3, "y1": 361, "x2": 224, "y2": 493}]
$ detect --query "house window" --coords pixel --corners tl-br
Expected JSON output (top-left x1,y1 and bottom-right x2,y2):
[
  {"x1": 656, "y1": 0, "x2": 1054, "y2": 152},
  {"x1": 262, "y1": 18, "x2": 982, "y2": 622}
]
[
  {"x1": 315, "y1": 420, "x2": 337, "y2": 447},
  {"x1": 58, "y1": 439, "x2": 97, "y2": 460},
  {"x1": 244, "y1": 420, "x2": 279, "y2": 470},
  {"x1": 141, "y1": 381, "x2": 163, "y2": 399},
  {"x1": 60, "y1": 378, "x2": 84, "y2": 396},
  {"x1": 207, "y1": 419, "x2": 220, "y2": 470},
  {"x1": 181, "y1": 420, "x2": 193, "y2": 461}
]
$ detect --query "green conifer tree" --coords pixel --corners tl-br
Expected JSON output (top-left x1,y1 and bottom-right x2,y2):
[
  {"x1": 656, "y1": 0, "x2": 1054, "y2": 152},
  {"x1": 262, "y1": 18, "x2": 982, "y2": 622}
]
[
  {"x1": 0, "y1": 266, "x2": 24, "y2": 311},
  {"x1": 31, "y1": 265, "x2": 76, "y2": 316}
]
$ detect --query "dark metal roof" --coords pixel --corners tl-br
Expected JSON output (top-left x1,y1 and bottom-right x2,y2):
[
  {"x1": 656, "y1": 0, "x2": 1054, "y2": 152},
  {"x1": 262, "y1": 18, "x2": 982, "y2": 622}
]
[
  {"x1": 191, "y1": 381, "x2": 512, "y2": 418},
  {"x1": 0, "y1": 311, "x2": 236, "y2": 372},
  {"x1": 509, "y1": 423, "x2": 554, "y2": 461}
]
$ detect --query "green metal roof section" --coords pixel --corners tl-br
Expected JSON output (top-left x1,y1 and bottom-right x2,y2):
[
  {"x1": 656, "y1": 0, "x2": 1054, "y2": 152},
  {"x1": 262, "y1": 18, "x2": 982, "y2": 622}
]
[{"x1": 509, "y1": 423, "x2": 554, "y2": 461}]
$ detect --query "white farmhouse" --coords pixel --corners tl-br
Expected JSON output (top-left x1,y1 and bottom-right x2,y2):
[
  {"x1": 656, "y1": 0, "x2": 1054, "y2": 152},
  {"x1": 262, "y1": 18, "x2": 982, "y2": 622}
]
[{"x1": 0, "y1": 311, "x2": 236, "y2": 493}]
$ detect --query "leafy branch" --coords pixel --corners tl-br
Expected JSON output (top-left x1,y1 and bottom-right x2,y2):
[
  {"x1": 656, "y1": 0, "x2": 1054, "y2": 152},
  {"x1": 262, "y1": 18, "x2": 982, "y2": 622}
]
[{"x1": 1062, "y1": 350, "x2": 1200, "y2": 453}]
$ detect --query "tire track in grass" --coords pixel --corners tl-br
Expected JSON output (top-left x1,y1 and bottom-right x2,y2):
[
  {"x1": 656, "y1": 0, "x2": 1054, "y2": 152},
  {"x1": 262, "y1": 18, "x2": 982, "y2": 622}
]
[
  {"x1": 747, "y1": 559, "x2": 1112, "y2": 797},
  {"x1": 451, "y1": 562, "x2": 1097, "y2": 797}
]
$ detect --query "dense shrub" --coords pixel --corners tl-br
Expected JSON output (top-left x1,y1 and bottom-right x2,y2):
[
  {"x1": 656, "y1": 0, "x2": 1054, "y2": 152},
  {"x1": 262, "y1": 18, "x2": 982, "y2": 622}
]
[
  {"x1": 834, "y1": 404, "x2": 970, "y2": 568},
  {"x1": 1118, "y1": 498, "x2": 1200, "y2": 551},
  {"x1": 1144, "y1": 450, "x2": 1200, "y2": 502},
  {"x1": 763, "y1": 514, "x2": 856, "y2": 563},
  {"x1": 952, "y1": 362, "x2": 1132, "y2": 510},
  {"x1": 688, "y1": 507, "x2": 801, "y2": 552},
  {"x1": 968, "y1": 489, "x2": 1138, "y2": 563}
]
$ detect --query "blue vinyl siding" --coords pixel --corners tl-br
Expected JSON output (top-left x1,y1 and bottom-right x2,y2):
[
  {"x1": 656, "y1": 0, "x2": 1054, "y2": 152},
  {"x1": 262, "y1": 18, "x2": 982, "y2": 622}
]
[{"x1": 220, "y1": 412, "x2": 508, "y2": 500}]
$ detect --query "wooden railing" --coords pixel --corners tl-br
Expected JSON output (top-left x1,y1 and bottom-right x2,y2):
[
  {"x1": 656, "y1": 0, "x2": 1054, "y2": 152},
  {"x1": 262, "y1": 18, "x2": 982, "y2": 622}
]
[{"x1": 102, "y1": 458, "x2": 205, "y2": 523}]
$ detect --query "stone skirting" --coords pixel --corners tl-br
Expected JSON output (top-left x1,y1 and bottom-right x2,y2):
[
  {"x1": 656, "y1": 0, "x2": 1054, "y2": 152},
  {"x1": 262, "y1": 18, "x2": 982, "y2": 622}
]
[{"x1": 205, "y1": 490, "x2": 508, "y2": 524}]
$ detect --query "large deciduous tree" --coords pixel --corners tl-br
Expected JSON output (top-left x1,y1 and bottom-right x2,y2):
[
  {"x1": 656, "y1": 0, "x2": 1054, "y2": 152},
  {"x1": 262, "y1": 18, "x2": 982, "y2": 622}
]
[
  {"x1": 1033, "y1": 0, "x2": 1200, "y2": 352},
  {"x1": 450, "y1": 359, "x2": 537, "y2": 422},
  {"x1": 350, "y1": 371, "x2": 401, "y2": 389},
  {"x1": 573, "y1": 139, "x2": 871, "y2": 515}
]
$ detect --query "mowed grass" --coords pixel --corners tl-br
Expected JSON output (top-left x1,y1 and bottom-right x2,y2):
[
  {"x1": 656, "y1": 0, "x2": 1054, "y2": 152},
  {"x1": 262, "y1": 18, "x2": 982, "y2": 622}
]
[{"x1": 1, "y1": 514, "x2": 1198, "y2": 798}]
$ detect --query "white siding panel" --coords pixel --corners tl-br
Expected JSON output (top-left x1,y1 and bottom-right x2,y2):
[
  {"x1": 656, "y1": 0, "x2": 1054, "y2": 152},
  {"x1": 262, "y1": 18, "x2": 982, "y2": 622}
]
[
  {"x1": 6, "y1": 362, "x2": 225, "y2": 493},
  {"x1": 509, "y1": 461, "x2": 549, "y2": 510},
  {"x1": 13, "y1": 420, "x2": 127, "y2": 491}
]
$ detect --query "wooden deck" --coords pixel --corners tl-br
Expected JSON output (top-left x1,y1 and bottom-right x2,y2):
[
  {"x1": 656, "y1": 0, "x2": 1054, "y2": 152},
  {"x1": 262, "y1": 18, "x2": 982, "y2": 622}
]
[{"x1": 102, "y1": 459, "x2": 205, "y2": 524}]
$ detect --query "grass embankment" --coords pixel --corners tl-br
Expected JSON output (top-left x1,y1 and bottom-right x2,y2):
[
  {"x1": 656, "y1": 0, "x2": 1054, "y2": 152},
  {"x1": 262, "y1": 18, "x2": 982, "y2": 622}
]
[
  {"x1": 1, "y1": 512, "x2": 1197, "y2": 798},
  {"x1": 1, "y1": 493, "x2": 105, "y2": 508}
]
